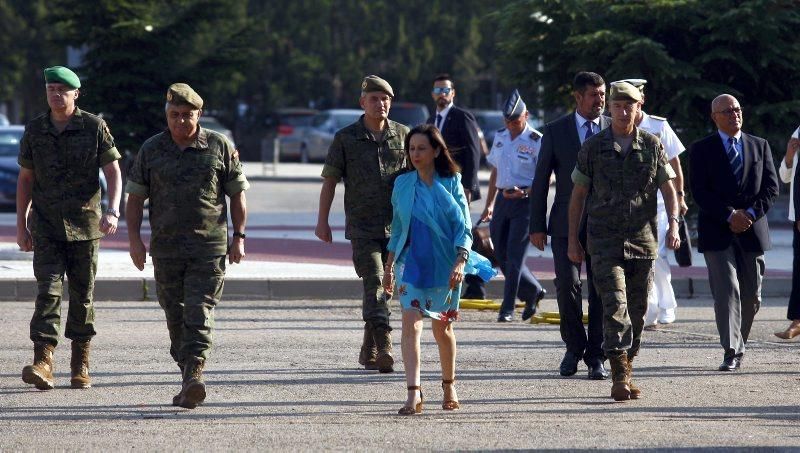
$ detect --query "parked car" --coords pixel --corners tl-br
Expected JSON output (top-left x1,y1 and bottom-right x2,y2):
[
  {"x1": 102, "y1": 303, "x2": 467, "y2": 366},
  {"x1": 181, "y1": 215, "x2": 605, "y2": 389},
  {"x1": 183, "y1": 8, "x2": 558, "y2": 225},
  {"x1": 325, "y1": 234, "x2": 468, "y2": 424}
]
[
  {"x1": 264, "y1": 108, "x2": 318, "y2": 162},
  {"x1": 0, "y1": 125, "x2": 23, "y2": 208},
  {"x1": 298, "y1": 109, "x2": 363, "y2": 162},
  {"x1": 0, "y1": 125, "x2": 108, "y2": 210},
  {"x1": 388, "y1": 102, "x2": 429, "y2": 128},
  {"x1": 0, "y1": 113, "x2": 9, "y2": 126},
  {"x1": 199, "y1": 115, "x2": 236, "y2": 148}
]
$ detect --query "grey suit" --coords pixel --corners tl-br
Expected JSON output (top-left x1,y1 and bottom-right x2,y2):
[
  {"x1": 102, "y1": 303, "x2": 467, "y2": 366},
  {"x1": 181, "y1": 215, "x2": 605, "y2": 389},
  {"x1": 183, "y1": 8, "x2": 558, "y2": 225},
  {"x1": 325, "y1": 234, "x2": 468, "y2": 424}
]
[
  {"x1": 689, "y1": 131, "x2": 778, "y2": 359},
  {"x1": 529, "y1": 112, "x2": 610, "y2": 365}
]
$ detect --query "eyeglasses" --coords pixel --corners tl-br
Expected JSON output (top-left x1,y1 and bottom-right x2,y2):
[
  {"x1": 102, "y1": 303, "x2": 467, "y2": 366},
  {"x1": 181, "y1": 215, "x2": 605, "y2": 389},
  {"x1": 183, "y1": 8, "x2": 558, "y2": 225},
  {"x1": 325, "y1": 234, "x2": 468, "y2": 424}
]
[
  {"x1": 714, "y1": 107, "x2": 742, "y2": 116},
  {"x1": 432, "y1": 87, "x2": 453, "y2": 95}
]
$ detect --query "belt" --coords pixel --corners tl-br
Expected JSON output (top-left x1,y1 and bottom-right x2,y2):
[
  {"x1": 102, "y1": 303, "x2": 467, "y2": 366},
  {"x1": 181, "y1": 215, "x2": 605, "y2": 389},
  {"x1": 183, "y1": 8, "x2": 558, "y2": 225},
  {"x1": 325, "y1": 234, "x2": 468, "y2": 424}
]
[{"x1": 498, "y1": 186, "x2": 529, "y2": 191}]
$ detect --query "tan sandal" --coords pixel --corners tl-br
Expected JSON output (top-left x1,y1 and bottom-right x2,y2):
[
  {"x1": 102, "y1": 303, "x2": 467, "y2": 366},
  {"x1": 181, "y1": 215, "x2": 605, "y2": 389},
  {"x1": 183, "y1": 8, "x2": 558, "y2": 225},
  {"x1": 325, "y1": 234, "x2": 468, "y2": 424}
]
[
  {"x1": 398, "y1": 386, "x2": 423, "y2": 415},
  {"x1": 442, "y1": 380, "x2": 460, "y2": 410}
]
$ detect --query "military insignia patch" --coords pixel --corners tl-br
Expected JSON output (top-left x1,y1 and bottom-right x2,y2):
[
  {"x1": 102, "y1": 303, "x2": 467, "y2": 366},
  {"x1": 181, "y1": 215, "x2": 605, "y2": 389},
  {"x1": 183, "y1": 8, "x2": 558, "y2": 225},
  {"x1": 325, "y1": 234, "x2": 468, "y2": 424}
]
[
  {"x1": 495, "y1": 141, "x2": 503, "y2": 148},
  {"x1": 361, "y1": 80, "x2": 367, "y2": 90}
]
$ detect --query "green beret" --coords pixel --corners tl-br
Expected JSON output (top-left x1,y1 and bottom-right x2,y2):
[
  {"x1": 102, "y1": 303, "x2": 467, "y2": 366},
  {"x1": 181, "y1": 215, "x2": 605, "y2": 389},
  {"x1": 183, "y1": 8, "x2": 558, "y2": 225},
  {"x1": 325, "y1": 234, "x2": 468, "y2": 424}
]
[
  {"x1": 166, "y1": 83, "x2": 203, "y2": 109},
  {"x1": 609, "y1": 81, "x2": 642, "y2": 103},
  {"x1": 44, "y1": 66, "x2": 81, "y2": 89},
  {"x1": 361, "y1": 75, "x2": 394, "y2": 97}
]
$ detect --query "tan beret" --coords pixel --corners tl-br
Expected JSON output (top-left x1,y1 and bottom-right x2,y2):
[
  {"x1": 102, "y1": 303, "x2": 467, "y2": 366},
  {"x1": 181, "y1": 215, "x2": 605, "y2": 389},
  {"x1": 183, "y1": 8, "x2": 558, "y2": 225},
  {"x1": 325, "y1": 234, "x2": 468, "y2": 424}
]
[
  {"x1": 166, "y1": 83, "x2": 203, "y2": 109},
  {"x1": 609, "y1": 81, "x2": 642, "y2": 103},
  {"x1": 361, "y1": 75, "x2": 394, "y2": 97}
]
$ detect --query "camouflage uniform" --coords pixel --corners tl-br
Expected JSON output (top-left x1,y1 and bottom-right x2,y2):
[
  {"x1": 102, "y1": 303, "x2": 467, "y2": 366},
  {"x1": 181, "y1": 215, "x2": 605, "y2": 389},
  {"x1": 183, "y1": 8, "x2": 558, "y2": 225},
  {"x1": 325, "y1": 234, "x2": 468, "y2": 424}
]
[
  {"x1": 125, "y1": 127, "x2": 249, "y2": 362},
  {"x1": 18, "y1": 108, "x2": 121, "y2": 346},
  {"x1": 572, "y1": 127, "x2": 675, "y2": 358},
  {"x1": 321, "y1": 115, "x2": 408, "y2": 332}
]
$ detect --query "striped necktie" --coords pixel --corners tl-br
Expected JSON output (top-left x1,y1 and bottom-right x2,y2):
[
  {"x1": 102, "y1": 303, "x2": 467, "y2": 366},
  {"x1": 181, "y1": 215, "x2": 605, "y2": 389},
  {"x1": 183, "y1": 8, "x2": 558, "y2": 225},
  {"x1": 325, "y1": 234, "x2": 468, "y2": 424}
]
[{"x1": 727, "y1": 136, "x2": 743, "y2": 184}]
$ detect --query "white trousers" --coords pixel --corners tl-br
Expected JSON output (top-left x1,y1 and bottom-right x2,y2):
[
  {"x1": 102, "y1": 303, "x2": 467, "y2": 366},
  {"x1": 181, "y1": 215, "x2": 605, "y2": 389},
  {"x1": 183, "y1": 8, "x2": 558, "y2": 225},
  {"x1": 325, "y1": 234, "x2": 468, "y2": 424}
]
[{"x1": 646, "y1": 206, "x2": 677, "y2": 320}]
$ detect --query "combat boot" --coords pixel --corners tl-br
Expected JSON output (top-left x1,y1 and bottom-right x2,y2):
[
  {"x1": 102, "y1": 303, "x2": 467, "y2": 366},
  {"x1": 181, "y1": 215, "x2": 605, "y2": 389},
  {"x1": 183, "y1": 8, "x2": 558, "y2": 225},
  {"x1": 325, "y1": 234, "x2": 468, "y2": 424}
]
[
  {"x1": 627, "y1": 356, "x2": 641, "y2": 400},
  {"x1": 373, "y1": 328, "x2": 394, "y2": 373},
  {"x1": 70, "y1": 341, "x2": 92, "y2": 389},
  {"x1": 172, "y1": 363, "x2": 185, "y2": 406},
  {"x1": 179, "y1": 356, "x2": 206, "y2": 409},
  {"x1": 22, "y1": 342, "x2": 56, "y2": 390},
  {"x1": 609, "y1": 353, "x2": 631, "y2": 402},
  {"x1": 358, "y1": 324, "x2": 378, "y2": 370}
]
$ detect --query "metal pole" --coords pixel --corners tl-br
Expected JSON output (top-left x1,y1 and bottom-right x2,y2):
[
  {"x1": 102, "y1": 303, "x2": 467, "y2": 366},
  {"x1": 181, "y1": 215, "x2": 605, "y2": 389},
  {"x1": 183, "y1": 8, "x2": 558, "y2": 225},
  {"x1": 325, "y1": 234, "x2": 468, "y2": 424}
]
[{"x1": 272, "y1": 137, "x2": 280, "y2": 176}]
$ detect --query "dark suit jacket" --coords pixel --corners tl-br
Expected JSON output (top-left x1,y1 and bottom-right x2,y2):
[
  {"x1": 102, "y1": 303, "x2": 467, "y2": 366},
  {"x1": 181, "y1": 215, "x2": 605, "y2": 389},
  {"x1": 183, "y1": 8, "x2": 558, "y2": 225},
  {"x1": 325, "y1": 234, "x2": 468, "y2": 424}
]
[
  {"x1": 689, "y1": 132, "x2": 778, "y2": 253},
  {"x1": 427, "y1": 105, "x2": 482, "y2": 201},
  {"x1": 529, "y1": 112, "x2": 610, "y2": 238}
]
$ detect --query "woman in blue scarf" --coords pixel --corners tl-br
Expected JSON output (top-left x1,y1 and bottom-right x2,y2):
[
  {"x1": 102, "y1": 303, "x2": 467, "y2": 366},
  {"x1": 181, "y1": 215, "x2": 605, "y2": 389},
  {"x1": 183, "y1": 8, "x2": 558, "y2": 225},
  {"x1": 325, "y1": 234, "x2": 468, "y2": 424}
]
[{"x1": 383, "y1": 124, "x2": 495, "y2": 415}]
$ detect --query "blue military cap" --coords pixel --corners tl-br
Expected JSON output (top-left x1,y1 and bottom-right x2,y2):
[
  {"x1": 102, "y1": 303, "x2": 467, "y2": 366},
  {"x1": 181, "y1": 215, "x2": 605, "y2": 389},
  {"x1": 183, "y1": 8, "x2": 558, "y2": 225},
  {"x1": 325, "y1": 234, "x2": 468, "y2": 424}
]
[{"x1": 502, "y1": 89, "x2": 526, "y2": 120}]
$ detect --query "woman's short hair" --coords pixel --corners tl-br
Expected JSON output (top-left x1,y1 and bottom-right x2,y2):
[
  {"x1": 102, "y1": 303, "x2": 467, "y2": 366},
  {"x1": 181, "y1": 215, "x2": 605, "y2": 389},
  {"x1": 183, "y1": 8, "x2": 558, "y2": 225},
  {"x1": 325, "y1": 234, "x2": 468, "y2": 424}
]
[{"x1": 404, "y1": 124, "x2": 461, "y2": 177}]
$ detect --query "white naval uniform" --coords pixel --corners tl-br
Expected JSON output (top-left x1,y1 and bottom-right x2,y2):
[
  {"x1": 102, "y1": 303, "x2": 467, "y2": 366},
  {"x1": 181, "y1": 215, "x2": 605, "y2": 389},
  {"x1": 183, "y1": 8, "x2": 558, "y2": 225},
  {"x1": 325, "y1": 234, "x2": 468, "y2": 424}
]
[{"x1": 638, "y1": 112, "x2": 685, "y2": 325}]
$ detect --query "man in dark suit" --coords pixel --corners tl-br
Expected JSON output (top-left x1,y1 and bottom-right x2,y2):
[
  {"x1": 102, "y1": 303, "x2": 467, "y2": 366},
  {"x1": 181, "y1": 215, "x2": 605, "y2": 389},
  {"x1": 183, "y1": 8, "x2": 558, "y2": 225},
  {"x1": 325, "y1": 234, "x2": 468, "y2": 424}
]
[
  {"x1": 529, "y1": 72, "x2": 610, "y2": 379},
  {"x1": 427, "y1": 73, "x2": 484, "y2": 298},
  {"x1": 689, "y1": 94, "x2": 778, "y2": 372}
]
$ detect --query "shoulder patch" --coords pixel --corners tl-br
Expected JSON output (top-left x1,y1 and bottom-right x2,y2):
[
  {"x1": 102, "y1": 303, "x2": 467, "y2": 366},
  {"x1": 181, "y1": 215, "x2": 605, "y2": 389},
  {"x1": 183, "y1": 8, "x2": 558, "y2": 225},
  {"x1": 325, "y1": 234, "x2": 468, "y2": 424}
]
[
  {"x1": 496, "y1": 127, "x2": 506, "y2": 133},
  {"x1": 649, "y1": 115, "x2": 667, "y2": 121},
  {"x1": 529, "y1": 129, "x2": 542, "y2": 141}
]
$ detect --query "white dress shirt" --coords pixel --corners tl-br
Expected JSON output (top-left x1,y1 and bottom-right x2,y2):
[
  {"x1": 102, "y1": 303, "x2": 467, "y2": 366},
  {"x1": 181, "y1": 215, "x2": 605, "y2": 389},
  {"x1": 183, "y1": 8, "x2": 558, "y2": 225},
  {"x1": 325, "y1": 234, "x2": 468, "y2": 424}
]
[
  {"x1": 435, "y1": 102, "x2": 454, "y2": 133},
  {"x1": 574, "y1": 111, "x2": 601, "y2": 145}
]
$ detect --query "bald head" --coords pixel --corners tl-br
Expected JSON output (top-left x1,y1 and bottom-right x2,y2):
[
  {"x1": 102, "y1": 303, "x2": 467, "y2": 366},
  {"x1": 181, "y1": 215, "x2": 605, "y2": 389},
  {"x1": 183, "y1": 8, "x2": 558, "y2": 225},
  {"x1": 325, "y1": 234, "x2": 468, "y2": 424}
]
[{"x1": 711, "y1": 94, "x2": 743, "y2": 136}]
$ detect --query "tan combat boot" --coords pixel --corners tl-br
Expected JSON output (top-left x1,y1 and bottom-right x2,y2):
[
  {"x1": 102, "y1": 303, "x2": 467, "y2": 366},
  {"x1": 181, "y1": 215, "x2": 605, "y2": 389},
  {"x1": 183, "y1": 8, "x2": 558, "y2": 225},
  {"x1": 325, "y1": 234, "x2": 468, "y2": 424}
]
[
  {"x1": 627, "y1": 356, "x2": 641, "y2": 399},
  {"x1": 22, "y1": 342, "x2": 56, "y2": 390},
  {"x1": 609, "y1": 353, "x2": 631, "y2": 402},
  {"x1": 373, "y1": 329, "x2": 394, "y2": 373},
  {"x1": 179, "y1": 356, "x2": 206, "y2": 409},
  {"x1": 70, "y1": 341, "x2": 92, "y2": 389},
  {"x1": 358, "y1": 324, "x2": 378, "y2": 370}
]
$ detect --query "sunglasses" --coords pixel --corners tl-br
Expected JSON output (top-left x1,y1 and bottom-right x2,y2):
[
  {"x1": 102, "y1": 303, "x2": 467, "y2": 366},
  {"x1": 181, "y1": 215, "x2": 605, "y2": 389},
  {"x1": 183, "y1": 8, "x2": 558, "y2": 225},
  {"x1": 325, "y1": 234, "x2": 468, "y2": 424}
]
[{"x1": 432, "y1": 87, "x2": 453, "y2": 95}]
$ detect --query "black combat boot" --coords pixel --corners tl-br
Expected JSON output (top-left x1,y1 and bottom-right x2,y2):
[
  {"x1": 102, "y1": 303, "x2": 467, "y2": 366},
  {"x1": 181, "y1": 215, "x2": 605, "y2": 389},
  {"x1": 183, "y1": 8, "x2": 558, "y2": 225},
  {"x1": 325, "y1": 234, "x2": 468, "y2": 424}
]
[
  {"x1": 609, "y1": 353, "x2": 631, "y2": 402},
  {"x1": 22, "y1": 342, "x2": 56, "y2": 390},
  {"x1": 358, "y1": 324, "x2": 378, "y2": 370},
  {"x1": 70, "y1": 341, "x2": 92, "y2": 389},
  {"x1": 179, "y1": 356, "x2": 206, "y2": 409}
]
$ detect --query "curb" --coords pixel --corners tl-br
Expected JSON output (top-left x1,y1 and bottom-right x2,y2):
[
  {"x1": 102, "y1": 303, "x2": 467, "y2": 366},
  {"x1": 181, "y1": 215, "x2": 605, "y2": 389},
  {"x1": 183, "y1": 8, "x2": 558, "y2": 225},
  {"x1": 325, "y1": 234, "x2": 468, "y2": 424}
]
[{"x1": 0, "y1": 277, "x2": 791, "y2": 302}]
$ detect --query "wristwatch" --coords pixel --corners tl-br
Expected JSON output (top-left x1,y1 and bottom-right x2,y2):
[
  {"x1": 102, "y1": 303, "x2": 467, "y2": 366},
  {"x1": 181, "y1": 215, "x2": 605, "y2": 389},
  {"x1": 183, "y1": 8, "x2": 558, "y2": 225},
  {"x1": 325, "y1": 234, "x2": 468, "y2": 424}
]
[
  {"x1": 668, "y1": 215, "x2": 680, "y2": 223},
  {"x1": 456, "y1": 248, "x2": 470, "y2": 262},
  {"x1": 232, "y1": 232, "x2": 246, "y2": 239},
  {"x1": 105, "y1": 208, "x2": 120, "y2": 218}
]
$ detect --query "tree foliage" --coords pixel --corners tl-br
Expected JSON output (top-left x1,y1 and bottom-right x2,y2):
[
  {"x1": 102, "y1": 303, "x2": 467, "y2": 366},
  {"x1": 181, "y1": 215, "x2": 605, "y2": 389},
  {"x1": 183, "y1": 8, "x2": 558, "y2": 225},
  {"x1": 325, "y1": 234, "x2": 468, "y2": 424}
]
[{"x1": 496, "y1": 0, "x2": 800, "y2": 149}]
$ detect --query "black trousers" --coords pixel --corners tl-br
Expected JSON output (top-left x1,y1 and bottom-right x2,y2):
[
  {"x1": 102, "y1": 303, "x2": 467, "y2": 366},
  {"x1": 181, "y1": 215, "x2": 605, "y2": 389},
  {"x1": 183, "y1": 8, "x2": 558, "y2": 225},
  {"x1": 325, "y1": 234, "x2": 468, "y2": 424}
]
[
  {"x1": 550, "y1": 236, "x2": 604, "y2": 364},
  {"x1": 789, "y1": 227, "x2": 800, "y2": 320}
]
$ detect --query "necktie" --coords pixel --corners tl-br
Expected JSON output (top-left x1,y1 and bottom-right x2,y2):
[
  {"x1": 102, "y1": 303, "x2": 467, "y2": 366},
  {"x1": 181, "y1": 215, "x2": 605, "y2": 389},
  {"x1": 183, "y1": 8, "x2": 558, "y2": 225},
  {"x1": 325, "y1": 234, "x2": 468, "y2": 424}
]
[
  {"x1": 436, "y1": 114, "x2": 443, "y2": 130},
  {"x1": 727, "y1": 136, "x2": 743, "y2": 184},
  {"x1": 584, "y1": 120, "x2": 594, "y2": 142}
]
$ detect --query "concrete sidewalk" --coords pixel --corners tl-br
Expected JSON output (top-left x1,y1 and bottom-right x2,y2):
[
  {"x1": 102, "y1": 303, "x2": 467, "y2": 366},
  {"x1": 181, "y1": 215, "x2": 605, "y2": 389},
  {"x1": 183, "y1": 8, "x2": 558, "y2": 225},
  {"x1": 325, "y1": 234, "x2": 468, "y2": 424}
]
[{"x1": 1, "y1": 297, "x2": 798, "y2": 450}]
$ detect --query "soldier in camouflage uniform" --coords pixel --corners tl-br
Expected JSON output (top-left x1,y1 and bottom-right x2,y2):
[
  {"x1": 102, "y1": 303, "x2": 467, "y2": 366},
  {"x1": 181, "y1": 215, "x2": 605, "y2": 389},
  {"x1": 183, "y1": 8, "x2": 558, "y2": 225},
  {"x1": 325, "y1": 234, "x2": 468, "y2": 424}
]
[
  {"x1": 17, "y1": 66, "x2": 122, "y2": 391},
  {"x1": 125, "y1": 83, "x2": 249, "y2": 409},
  {"x1": 315, "y1": 75, "x2": 408, "y2": 372},
  {"x1": 567, "y1": 82, "x2": 680, "y2": 401}
]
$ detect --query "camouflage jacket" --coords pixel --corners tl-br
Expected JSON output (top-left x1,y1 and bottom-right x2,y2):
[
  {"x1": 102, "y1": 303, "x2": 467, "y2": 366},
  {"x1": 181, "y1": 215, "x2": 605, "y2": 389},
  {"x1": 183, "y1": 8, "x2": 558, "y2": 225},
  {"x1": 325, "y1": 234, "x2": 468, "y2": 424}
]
[
  {"x1": 321, "y1": 116, "x2": 408, "y2": 239},
  {"x1": 125, "y1": 127, "x2": 249, "y2": 258},
  {"x1": 18, "y1": 108, "x2": 121, "y2": 241},
  {"x1": 572, "y1": 127, "x2": 675, "y2": 259}
]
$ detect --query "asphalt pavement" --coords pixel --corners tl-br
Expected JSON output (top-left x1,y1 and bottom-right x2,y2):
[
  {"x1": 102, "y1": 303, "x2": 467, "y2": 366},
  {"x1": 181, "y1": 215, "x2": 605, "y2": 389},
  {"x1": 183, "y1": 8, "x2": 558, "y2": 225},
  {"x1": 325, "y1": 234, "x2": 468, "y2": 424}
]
[{"x1": 1, "y1": 297, "x2": 799, "y2": 450}]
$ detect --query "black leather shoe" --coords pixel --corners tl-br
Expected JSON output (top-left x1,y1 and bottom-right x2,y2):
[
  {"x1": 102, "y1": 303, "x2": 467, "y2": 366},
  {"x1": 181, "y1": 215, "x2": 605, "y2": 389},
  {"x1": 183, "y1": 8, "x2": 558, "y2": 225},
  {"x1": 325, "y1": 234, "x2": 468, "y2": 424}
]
[
  {"x1": 718, "y1": 355, "x2": 742, "y2": 371},
  {"x1": 497, "y1": 314, "x2": 513, "y2": 323},
  {"x1": 587, "y1": 360, "x2": 609, "y2": 380},
  {"x1": 559, "y1": 351, "x2": 581, "y2": 376},
  {"x1": 521, "y1": 289, "x2": 547, "y2": 321}
]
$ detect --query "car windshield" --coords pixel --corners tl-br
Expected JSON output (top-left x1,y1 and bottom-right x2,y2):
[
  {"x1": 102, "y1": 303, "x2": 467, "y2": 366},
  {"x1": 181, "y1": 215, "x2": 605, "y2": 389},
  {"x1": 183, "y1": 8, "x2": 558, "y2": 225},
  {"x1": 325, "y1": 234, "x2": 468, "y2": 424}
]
[
  {"x1": 388, "y1": 107, "x2": 428, "y2": 128},
  {"x1": 282, "y1": 115, "x2": 315, "y2": 127},
  {"x1": 333, "y1": 113, "x2": 361, "y2": 129},
  {"x1": 0, "y1": 129, "x2": 22, "y2": 156}
]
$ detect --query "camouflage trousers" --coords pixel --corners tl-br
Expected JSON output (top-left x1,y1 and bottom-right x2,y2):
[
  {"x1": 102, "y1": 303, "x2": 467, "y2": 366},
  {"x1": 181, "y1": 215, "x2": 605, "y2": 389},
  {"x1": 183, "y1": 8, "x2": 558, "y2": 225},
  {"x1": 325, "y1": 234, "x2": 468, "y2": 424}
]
[
  {"x1": 351, "y1": 238, "x2": 391, "y2": 332},
  {"x1": 30, "y1": 237, "x2": 99, "y2": 346},
  {"x1": 591, "y1": 256, "x2": 654, "y2": 359},
  {"x1": 152, "y1": 256, "x2": 226, "y2": 363}
]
